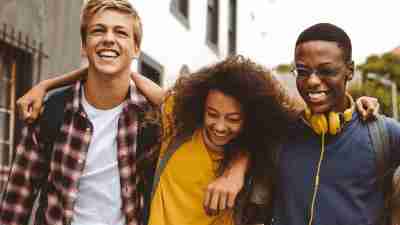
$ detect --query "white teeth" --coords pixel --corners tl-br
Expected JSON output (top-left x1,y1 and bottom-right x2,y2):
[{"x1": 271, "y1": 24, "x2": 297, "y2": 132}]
[
  {"x1": 213, "y1": 132, "x2": 227, "y2": 138},
  {"x1": 98, "y1": 50, "x2": 118, "y2": 57},
  {"x1": 309, "y1": 92, "x2": 326, "y2": 98},
  {"x1": 308, "y1": 92, "x2": 327, "y2": 102}
]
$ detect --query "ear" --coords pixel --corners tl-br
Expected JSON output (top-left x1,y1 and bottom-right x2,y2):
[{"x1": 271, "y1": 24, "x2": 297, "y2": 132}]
[
  {"x1": 81, "y1": 48, "x2": 87, "y2": 58},
  {"x1": 80, "y1": 41, "x2": 87, "y2": 57},
  {"x1": 132, "y1": 43, "x2": 140, "y2": 59},
  {"x1": 345, "y1": 61, "x2": 354, "y2": 81}
]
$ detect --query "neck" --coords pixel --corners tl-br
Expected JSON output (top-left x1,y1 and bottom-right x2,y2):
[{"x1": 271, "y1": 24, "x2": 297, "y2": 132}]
[
  {"x1": 335, "y1": 95, "x2": 350, "y2": 113},
  {"x1": 84, "y1": 68, "x2": 130, "y2": 110},
  {"x1": 334, "y1": 93, "x2": 354, "y2": 114}
]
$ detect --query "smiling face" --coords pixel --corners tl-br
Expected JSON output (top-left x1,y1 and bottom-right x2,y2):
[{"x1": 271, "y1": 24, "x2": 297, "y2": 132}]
[
  {"x1": 295, "y1": 40, "x2": 353, "y2": 114},
  {"x1": 82, "y1": 9, "x2": 139, "y2": 77},
  {"x1": 202, "y1": 90, "x2": 244, "y2": 151}
]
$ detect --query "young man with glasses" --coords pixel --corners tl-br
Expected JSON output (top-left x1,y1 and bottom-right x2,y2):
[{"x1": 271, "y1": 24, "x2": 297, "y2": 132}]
[{"x1": 273, "y1": 23, "x2": 400, "y2": 225}]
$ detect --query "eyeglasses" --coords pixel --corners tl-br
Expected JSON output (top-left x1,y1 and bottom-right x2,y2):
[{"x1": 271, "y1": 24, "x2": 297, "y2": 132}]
[{"x1": 291, "y1": 66, "x2": 343, "y2": 79}]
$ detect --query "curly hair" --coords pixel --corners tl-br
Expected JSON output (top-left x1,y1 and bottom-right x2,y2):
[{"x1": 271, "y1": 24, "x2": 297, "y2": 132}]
[
  {"x1": 167, "y1": 56, "x2": 300, "y2": 175},
  {"x1": 161, "y1": 55, "x2": 304, "y2": 222}
]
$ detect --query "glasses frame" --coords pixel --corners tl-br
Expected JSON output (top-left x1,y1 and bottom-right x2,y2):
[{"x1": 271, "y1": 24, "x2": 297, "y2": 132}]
[{"x1": 291, "y1": 63, "x2": 349, "y2": 80}]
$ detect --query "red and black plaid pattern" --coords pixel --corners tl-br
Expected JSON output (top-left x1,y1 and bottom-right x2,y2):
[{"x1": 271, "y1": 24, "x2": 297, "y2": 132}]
[{"x1": 0, "y1": 81, "x2": 153, "y2": 225}]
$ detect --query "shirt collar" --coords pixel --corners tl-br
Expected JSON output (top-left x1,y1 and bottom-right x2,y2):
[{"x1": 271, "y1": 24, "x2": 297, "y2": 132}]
[{"x1": 71, "y1": 79, "x2": 149, "y2": 114}]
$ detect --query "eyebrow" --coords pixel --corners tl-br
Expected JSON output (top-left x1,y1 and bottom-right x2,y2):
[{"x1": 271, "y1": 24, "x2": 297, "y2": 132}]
[
  {"x1": 296, "y1": 62, "x2": 335, "y2": 68},
  {"x1": 88, "y1": 24, "x2": 128, "y2": 30},
  {"x1": 206, "y1": 106, "x2": 242, "y2": 117},
  {"x1": 88, "y1": 23, "x2": 104, "y2": 28}
]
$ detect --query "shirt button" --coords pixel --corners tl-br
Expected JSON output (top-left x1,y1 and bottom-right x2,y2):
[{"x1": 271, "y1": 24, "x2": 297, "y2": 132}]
[{"x1": 124, "y1": 185, "x2": 130, "y2": 195}]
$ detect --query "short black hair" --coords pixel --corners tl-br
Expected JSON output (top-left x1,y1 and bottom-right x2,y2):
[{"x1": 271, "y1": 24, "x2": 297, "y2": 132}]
[{"x1": 295, "y1": 23, "x2": 352, "y2": 62}]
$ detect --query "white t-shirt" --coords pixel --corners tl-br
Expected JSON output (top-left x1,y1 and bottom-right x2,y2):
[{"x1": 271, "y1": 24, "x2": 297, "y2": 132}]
[{"x1": 71, "y1": 90, "x2": 125, "y2": 225}]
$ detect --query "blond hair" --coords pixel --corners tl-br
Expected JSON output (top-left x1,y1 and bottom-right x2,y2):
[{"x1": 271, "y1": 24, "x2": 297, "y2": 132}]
[{"x1": 80, "y1": 0, "x2": 142, "y2": 48}]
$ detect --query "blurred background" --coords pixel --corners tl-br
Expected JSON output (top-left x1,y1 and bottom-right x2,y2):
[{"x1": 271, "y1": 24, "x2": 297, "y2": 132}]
[{"x1": 0, "y1": 0, "x2": 399, "y2": 191}]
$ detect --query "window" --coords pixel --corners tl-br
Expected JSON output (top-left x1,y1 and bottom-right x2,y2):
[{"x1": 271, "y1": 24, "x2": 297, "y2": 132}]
[
  {"x1": 228, "y1": 0, "x2": 237, "y2": 55},
  {"x1": 171, "y1": 0, "x2": 190, "y2": 29},
  {"x1": 206, "y1": 0, "x2": 219, "y2": 53},
  {"x1": 178, "y1": 0, "x2": 189, "y2": 19},
  {"x1": 0, "y1": 24, "x2": 39, "y2": 191},
  {"x1": 0, "y1": 41, "x2": 33, "y2": 189},
  {"x1": 0, "y1": 43, "x2": 14, "y2": 171},
  {"x1": 138, "y1": 53, "x2": 163, "y2": 86}
]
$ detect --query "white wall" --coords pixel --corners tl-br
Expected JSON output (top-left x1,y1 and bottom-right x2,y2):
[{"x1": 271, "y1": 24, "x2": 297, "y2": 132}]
[
  {"x1": 128, "y1": 0, "x2": 279, "y2": 89},
  {"x1": 235, "y1": 0, "x2": 278, "y2": 68},
  {"x1": 131, "y1": 0, "x2": 231, "y2": 88}
]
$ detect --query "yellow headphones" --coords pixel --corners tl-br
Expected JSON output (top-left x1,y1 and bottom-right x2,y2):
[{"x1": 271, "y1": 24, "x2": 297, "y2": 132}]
[{"x1": 304, "y1": 93, "x2": 355, "y2": 136}]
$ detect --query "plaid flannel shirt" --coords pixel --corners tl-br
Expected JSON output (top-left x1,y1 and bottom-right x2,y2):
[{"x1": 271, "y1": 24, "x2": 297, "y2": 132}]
[{"x1": 0, "y1": 81, "x2": 160, "y2": 225}]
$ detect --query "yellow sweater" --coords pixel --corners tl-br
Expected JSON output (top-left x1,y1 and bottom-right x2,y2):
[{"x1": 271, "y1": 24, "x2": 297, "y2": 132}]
[{"x1": 148, "y1": 100, "x2": 234, "y2": 225}]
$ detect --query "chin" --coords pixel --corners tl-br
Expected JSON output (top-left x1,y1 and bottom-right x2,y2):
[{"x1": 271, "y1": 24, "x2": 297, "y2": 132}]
[
  {"x1": 210, "y1": 136, "x2": 232, "y2": 147},
  {"x1": 95, "y1": 66, "x2": 124, "y2": 76},
  {"x1": 308, "y1": 104, "x2": 332, "y2": 114},
  {"x1": 211, "y1": 140, "x2": 228, "y2": 147}
]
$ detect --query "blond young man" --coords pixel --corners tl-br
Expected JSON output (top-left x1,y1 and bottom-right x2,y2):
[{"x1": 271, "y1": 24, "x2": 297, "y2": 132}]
[{"x1": 0, "y1": 1, "x2": 159, "y2": 225}]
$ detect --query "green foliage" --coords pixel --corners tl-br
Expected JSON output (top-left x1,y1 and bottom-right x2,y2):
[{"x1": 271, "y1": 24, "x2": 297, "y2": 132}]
[
  {"x1": 358, "y1": 54, "x2": 385, "y2": 74},
  {"x1": 275, "y1": 64, "x2": 292, "y2": 74},
  {"x1": 357, "y1": 52, "x2": 400, "y2": 118},
  {"x1": 359, "y1": 53, "x2": 400, "y2": 80}
]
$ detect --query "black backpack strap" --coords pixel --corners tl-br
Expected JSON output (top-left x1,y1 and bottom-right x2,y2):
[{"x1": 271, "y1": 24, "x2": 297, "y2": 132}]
[
  {"x1": 367, "y1": 115, "x2": 393, "y2": 225},
  {"x1": 135, "y1": 103, "x2": 162, "y2": 225},
  {"x1": 150, "y1": 131, "x2": 193, "y2": 199},
  {"x1": 368, "y1": 115, "x2": 390, "y2": 188},
  {"x1": 34, "y1": 87, "x2": 71, "y2": 224},
  {"x1": 38, "y1": 87, "x2": 72, "y2": 149}
]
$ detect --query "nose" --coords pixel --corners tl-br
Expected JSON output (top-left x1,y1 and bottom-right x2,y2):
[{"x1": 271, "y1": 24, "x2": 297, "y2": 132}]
[
  {"x1": 306, "y1": 73, "x2": 322, "y2": 88},
  {"x1": 214, "y1": 118, "x2": 227, "y2": 133},
  {"x1": 102, "y1": 31, "x2": 115, "y2": 46}
]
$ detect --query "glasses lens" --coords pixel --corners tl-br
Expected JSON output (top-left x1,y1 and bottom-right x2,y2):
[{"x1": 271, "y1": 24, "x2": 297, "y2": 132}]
[
  {"x1": 317, "y1": 68, "x2": 338, "y2": 77},
  {"x1": 295, "y1": 68, "x2": 310, "y2": 77}
]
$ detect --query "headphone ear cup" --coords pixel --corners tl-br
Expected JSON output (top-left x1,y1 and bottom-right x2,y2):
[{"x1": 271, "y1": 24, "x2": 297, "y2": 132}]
[
  {"x1": 328, "y1": 111, "x2": 341, "y2": 135},
  {"x1": 310, "y1": 114, "x2": 328, "y2": 135}
]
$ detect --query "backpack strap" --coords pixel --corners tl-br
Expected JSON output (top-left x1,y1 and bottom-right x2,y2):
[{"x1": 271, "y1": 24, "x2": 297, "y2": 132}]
[
  {"x1": 368, "y1": 115, "x2": 390, "y2": 188},
  {"x1": 33, "y1": 87, "x2": 71, "y2": 224},
  {"x1": 367, "y1": 115, "x2": 393, "y2": 225},
  {"x1": 38, "y1": 87, "x2": 71, "y2": 152},
  {"x1": 150, "y1": 131, "x2": 193, "y2": 199},
  {"x1": 134, "y1": 103, "x2": 162, "y2": 225}
]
